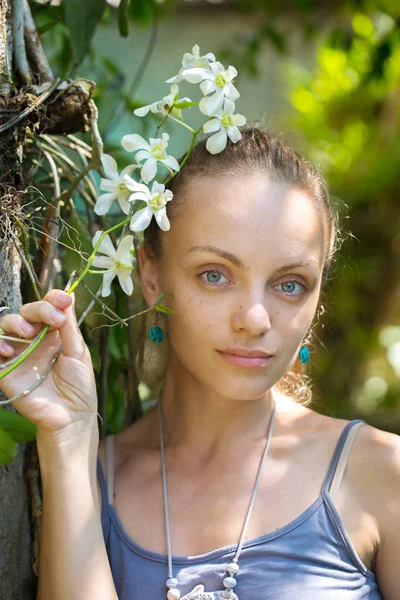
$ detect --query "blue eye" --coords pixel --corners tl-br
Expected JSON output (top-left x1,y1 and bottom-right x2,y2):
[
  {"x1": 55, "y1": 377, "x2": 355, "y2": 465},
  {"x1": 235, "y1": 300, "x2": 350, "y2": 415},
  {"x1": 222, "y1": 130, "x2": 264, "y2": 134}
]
[
  {"x1": 279, "y1": 281, "x2": 306, "y2": 296},
  {"x1": 200, "y1": 270, "x2": 229, "y2": 286}
]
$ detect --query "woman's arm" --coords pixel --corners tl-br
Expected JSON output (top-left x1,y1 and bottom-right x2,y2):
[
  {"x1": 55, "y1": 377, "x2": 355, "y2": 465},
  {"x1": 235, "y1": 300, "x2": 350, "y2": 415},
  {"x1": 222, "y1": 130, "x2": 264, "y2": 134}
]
[
  {"x1": 36, "y1": 419, "x2": 118, "y2": 600},
  {"x1": 354, "y1": 424, "x2": 400, "y2": 599}
]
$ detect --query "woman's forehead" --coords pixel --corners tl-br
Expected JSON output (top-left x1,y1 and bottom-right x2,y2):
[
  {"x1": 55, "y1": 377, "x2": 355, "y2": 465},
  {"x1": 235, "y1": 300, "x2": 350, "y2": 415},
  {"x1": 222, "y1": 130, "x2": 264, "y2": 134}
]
[{"x1": 167, "y1": 174, "x2": 328, "y2": 266}]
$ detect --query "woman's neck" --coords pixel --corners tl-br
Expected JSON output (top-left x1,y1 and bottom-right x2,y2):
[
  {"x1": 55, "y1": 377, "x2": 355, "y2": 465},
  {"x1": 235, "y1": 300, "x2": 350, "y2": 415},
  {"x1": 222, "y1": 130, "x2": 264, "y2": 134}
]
[{"x1": 144, "y1": 368, "x2": 300, "y2": 460}]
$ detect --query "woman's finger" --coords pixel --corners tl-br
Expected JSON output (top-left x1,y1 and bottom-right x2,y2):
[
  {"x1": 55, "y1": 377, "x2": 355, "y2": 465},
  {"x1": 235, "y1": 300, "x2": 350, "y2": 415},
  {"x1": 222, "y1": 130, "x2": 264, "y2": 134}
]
[
  {"x1": 56, "y1": 292, "x2": 88, "y2": 360},
  {"x1": 0, "y1": 313, "x2": 38, "y2": 339},
  {"x1": 19, "y1": 299, "x2": 69, "y2": 329}
]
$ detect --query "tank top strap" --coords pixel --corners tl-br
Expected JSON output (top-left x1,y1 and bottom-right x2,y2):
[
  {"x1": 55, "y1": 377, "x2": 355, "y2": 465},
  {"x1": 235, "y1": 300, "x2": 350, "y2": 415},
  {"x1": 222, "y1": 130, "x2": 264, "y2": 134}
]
[
  {"x1": 322, "y1": 419, "x2": 366, "y2": 498},
  {"x1": 106, "y1": 434, "x2": 115, "y2": 506}
]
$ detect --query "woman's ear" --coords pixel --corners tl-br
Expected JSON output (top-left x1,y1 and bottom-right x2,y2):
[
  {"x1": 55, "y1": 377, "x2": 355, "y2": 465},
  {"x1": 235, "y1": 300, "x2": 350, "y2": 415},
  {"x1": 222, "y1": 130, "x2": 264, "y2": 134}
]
[{"x1": 138, "y1": 244, "x2": 161, "y2": 306}]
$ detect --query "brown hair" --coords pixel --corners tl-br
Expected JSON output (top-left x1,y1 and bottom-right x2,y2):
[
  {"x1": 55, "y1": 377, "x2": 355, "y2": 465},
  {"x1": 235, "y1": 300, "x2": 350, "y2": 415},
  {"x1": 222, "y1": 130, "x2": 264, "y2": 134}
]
[{"x1": 143, "y1": 126, "x2": 339, "y2": 405}]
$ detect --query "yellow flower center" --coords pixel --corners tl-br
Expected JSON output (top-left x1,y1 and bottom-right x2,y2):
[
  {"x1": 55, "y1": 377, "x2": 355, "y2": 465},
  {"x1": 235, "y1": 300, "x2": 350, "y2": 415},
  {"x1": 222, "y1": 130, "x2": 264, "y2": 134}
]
[
  {"x1": 221, "y1": 115, "x2": 234, "y2": 127},
  {"x1": 215, "y1": 71, "x2": 230, "y2": 87},
  {"x1": 150, "y1": 192, "x2": 164, "y2": 211},
  {"x1": 118, "y1": 182, "x2": 128, "y2": 192},
  {"x1": 114, "y1": 261, "x2": 131, "y2": 270},
  {"x1": 151, "y1": 142, "x2": 166, "y2": 159}
]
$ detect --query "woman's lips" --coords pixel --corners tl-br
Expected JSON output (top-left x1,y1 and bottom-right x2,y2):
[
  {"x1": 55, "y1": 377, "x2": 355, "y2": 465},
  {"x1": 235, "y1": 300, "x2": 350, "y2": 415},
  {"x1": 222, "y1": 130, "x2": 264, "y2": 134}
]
[{"x1": 217, "y1": 350, "x2": 274, "y2": 368}]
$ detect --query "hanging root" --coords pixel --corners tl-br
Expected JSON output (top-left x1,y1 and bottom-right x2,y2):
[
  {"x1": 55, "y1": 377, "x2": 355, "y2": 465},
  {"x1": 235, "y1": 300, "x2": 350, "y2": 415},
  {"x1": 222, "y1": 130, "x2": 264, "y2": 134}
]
[{"x1": 23, "y1": 0, "x2": 53, "y2": 84}]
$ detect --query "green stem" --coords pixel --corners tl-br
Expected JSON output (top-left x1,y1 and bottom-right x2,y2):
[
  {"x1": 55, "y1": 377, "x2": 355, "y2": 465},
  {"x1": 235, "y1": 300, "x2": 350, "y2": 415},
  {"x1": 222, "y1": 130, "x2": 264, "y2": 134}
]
[
  {"x1": 163, "y1": 126, "x2": 202, "y2": 186},
  {"x1": 0, "y1": 216, "x2": 132, "y2": 381},
  {"x1": 167, "y1": 114, "x2": 196, "y2": 134}
]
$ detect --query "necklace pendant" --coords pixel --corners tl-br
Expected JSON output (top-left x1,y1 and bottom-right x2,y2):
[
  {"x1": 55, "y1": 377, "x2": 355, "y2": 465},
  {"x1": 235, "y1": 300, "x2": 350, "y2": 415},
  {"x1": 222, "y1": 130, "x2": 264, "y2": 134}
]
[{"x1": 180, "y1": 584, "x2": 239, "y2": 600}]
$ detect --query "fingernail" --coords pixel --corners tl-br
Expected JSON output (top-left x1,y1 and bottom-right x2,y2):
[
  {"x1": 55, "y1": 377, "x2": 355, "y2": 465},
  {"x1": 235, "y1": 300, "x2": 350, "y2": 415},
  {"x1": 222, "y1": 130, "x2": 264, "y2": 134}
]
[
  {"x1": 3, "y1": 342, "x2": 14, "y2": 353},
  {"x1": 57, "y1": 293, "x2": 71, "y2": 305},
  {"x1": 21, "y1": 322, "x2": 35, "y2": 334},
  {"x1": 52, "y1": 311, "x2": 66, "y2": 325}
]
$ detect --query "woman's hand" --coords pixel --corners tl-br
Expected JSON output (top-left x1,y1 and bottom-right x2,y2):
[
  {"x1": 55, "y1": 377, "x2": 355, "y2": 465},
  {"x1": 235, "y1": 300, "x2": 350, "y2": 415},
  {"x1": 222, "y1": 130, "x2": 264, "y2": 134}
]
[{"x1": 0, "y1": 289, "x2": 98, "y2": 440}]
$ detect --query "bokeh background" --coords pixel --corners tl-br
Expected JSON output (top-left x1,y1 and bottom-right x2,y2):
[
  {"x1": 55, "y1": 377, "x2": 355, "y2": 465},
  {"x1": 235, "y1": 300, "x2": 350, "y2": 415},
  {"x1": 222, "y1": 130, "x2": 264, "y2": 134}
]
[{"x1": 37, "y1": 0, "x2": 400, "y2": 433}]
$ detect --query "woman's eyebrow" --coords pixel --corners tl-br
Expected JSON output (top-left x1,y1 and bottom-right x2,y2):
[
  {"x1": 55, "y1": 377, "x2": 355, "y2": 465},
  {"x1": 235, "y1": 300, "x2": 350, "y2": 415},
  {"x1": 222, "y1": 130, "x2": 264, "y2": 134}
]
[
  {"x1": 188, "y1": 245, "x2": 248, "y2": 270},
  {"x1": 188, "y1": 245, "x2": 320, "y2": 275}
]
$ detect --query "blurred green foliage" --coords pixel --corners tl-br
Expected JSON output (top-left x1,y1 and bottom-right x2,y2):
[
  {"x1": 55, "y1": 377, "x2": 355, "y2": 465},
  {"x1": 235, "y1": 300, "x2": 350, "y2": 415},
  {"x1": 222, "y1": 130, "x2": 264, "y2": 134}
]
[{"x1": 283, "y1": 6, "x2": 400, "y2": 425}]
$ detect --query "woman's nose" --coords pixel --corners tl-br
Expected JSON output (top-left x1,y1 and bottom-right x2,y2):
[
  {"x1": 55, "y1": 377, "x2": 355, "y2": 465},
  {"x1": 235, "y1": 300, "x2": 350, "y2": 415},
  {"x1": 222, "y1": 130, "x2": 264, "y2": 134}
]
[{"x1": 232, "y1": 301, "x2": 272, "y2": 336}]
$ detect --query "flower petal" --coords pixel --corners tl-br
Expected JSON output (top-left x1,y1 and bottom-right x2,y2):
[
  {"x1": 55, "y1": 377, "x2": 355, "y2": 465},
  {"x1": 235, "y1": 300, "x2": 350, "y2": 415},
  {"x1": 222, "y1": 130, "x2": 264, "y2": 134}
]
[
  {"x1": 202, "y1": 90, "x2": 224, "y2": 116},
  {"x1": 151, "y1": 181, "x2": 166, "y2": 194},
  {"x1": 204, "y1": 52, "x2": 216, "y2": 62},
  {"x1": 155, "y1": 207, "x2": 171, "y2": 231},
  {"x1": 92, "y1": 231, "x2": 117, "y2": 258},
  {"x1": 199, "y1": 96, "x2": 222, "y2": 117},
  {"x1": 129, "y1": 206, "x2": 153, "y2": 231},
  {"x1": 121, "y1": 164, "x2": 139, "y2": 177},
  {"x1": 133, "y1": 104, "x2": 152, "y2": 117},
  {"x1": 160, "y1": 155, "x2": 180, "y2": 173},
  {"x1": 128, "y1": 191, "x2": 150, "y2": 203},
  {"x1": 136, "y1": 149, "x2": 152, "y2": 163},
  {"x1": 203, "y1": 118, "x2": 222, "y2": 134},
  {"x1": 222, "y1": 98, "x2": 236, "y2": 115},
  {"x1": 100, "y1": 179, "x2": 118, "y2": 192},
  {"x1": 101, "y1": 271, "x2": 117, "y2": 298},
  {"x1": 91, "y1": 256, "x2": 115, "y2": 269},
  {"x1": 94, "y1": 192, "x2": 116, "y2": 215},
  {"x1": 226, "y1": 65, "x2": 238, "y2": 79},
  {"x1": 209, "y1": 61, "x2": 225, "y2": 74},
  {"x1": 141, "y1": 158, "x2": 158, "y2": 184},
  {"x1": 206, "y1": 129, "x2": 228, "y2": 154},
  {"x1": 117, "y1": 271, "x2": 134, "y2": 296},
  {"x1": 200, "y1": 79, "x2": 216, "y2": 96},
  {"x1": 231, "y1": 113, "x2": 246, "y2": 127},
  {"x1": 117, "y1": 194, "x2": 131, "y2": 215},
  {"x1": 121, "y1": 133, "x2": 149, "y2": 153},
  {"x1": 224, "y1": 83, "x2": 240, "y2": 101},
  {"x1": 124, "y1": 175, "x2": 150, "y2": 195},
  {"x1": 116, "y1": 235, "x2": 134, "y2": 264},
  {"x1": 181, "y1": 67, "x2": 212, "y2": 83},
  {"x1": 101, "y1": 154, "x2": 119, "y2": 180},
  {"x1": 227, "y1": 126, "x2": 242, "y2": 143}
]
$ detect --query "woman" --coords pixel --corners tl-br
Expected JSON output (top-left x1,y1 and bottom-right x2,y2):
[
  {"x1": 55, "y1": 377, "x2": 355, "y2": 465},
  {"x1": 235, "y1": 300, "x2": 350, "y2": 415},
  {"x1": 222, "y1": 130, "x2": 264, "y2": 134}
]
[{"x1": 0, "y1": 128, "x2": 398, "y2": 599}]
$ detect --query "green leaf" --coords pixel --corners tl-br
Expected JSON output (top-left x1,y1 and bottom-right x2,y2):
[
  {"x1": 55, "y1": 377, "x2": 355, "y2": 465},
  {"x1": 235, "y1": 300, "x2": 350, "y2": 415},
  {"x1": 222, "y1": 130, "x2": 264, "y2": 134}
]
[
  {"x1": 173, "y1": 101, "x2": 198, "y2": 109},
  {"x1": 118, "y1": 0, "x2": 130, "y2": 37},
  {"x1": 36, "y1": 18, "x2": 62, "y2": 36},
  {"x1": 0, "y1": 426, "x2": 18, "y2": 464},
  {"x1": 0, "y1": 409, "x2": 37, "y2": 443},
  {"x1": 129, "y1": 0, "x2": 154, "y2": 25},
  {"x1": 155, "y1": 304, "x2": 176, "y2": 314},
  {"x1": 63, "y1": 0, "x2": 107, "y2": 65}
]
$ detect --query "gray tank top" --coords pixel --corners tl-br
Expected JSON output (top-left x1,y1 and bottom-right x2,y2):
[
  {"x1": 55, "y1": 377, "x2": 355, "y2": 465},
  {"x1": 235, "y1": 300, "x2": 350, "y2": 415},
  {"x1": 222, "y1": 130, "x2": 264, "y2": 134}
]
[{"x1": 96, "y1": 419, "x2": 383, "y2": 599}]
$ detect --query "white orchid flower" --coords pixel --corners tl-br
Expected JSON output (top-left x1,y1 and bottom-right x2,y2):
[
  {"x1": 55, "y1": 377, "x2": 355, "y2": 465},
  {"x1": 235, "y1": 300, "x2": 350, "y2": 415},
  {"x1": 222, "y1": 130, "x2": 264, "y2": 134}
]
[
  {"x1": 94, "y1": 154, "x2": 139, "y2": 216},
  {"x1": 203, "y1": 98, "x2": 246, "y2": 155},
  {"x1": 134, "y1": 84, "x2": 192, "y2": 120},
  {"x1": 181, "y1": 61, "x2": 240, "y2": 117},
  {"x1": 120, "y1": 132, "x2": 179, "y2": 184},
  {"x1": 91, "y1": 232, "x2": 135, "y2": 297},
  {"x1": 124, "y1": 176, "x2": 173, "y2": 232},
  {"x1": 166, "y1": 44, "x2": 215, "y2": 84}
]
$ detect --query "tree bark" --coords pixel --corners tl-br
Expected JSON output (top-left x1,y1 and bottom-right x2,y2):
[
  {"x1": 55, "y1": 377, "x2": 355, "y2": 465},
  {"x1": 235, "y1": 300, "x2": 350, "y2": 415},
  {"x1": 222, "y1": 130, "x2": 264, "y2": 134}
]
[{"x1": 0, "y1": 246, "x2": 38, "y2": 599}]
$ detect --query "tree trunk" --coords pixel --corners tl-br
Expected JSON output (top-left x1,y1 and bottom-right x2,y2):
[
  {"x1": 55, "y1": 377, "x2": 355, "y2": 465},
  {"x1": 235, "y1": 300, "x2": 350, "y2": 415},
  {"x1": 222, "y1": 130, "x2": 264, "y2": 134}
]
[
  {"x1": 0, "y1": 246, "x2": 38, "y2": 599},
  {"x1": 0, "y1": 1, "x2": 95, "y2": 596}
]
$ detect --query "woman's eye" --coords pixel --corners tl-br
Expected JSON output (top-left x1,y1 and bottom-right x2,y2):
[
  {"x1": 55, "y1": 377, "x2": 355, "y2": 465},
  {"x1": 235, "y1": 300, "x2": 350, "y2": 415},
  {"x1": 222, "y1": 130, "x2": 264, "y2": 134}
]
[
  {"x1": 199, "y1": 270, "x2": 229, "y2": 286},
  {"x1": 278, "y1": 281, "x2": 307, "y2": 296}
]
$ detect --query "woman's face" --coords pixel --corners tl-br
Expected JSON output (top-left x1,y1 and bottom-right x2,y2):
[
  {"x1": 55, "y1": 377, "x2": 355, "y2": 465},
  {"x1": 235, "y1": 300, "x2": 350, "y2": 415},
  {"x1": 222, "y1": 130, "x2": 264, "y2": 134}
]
[{"x1": 141, "y1": 173, "x2": 328, "y2": 400}]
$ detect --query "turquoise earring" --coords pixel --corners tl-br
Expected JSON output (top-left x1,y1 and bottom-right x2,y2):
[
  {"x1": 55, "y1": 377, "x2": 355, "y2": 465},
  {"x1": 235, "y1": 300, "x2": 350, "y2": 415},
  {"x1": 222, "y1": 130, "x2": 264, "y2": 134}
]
[
  {"x1": 149, "y1": 310, "x2": 164, "y2": 344},
  {"x1": 299, "y1": 345, "x2": 310, "y2": 364}
]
